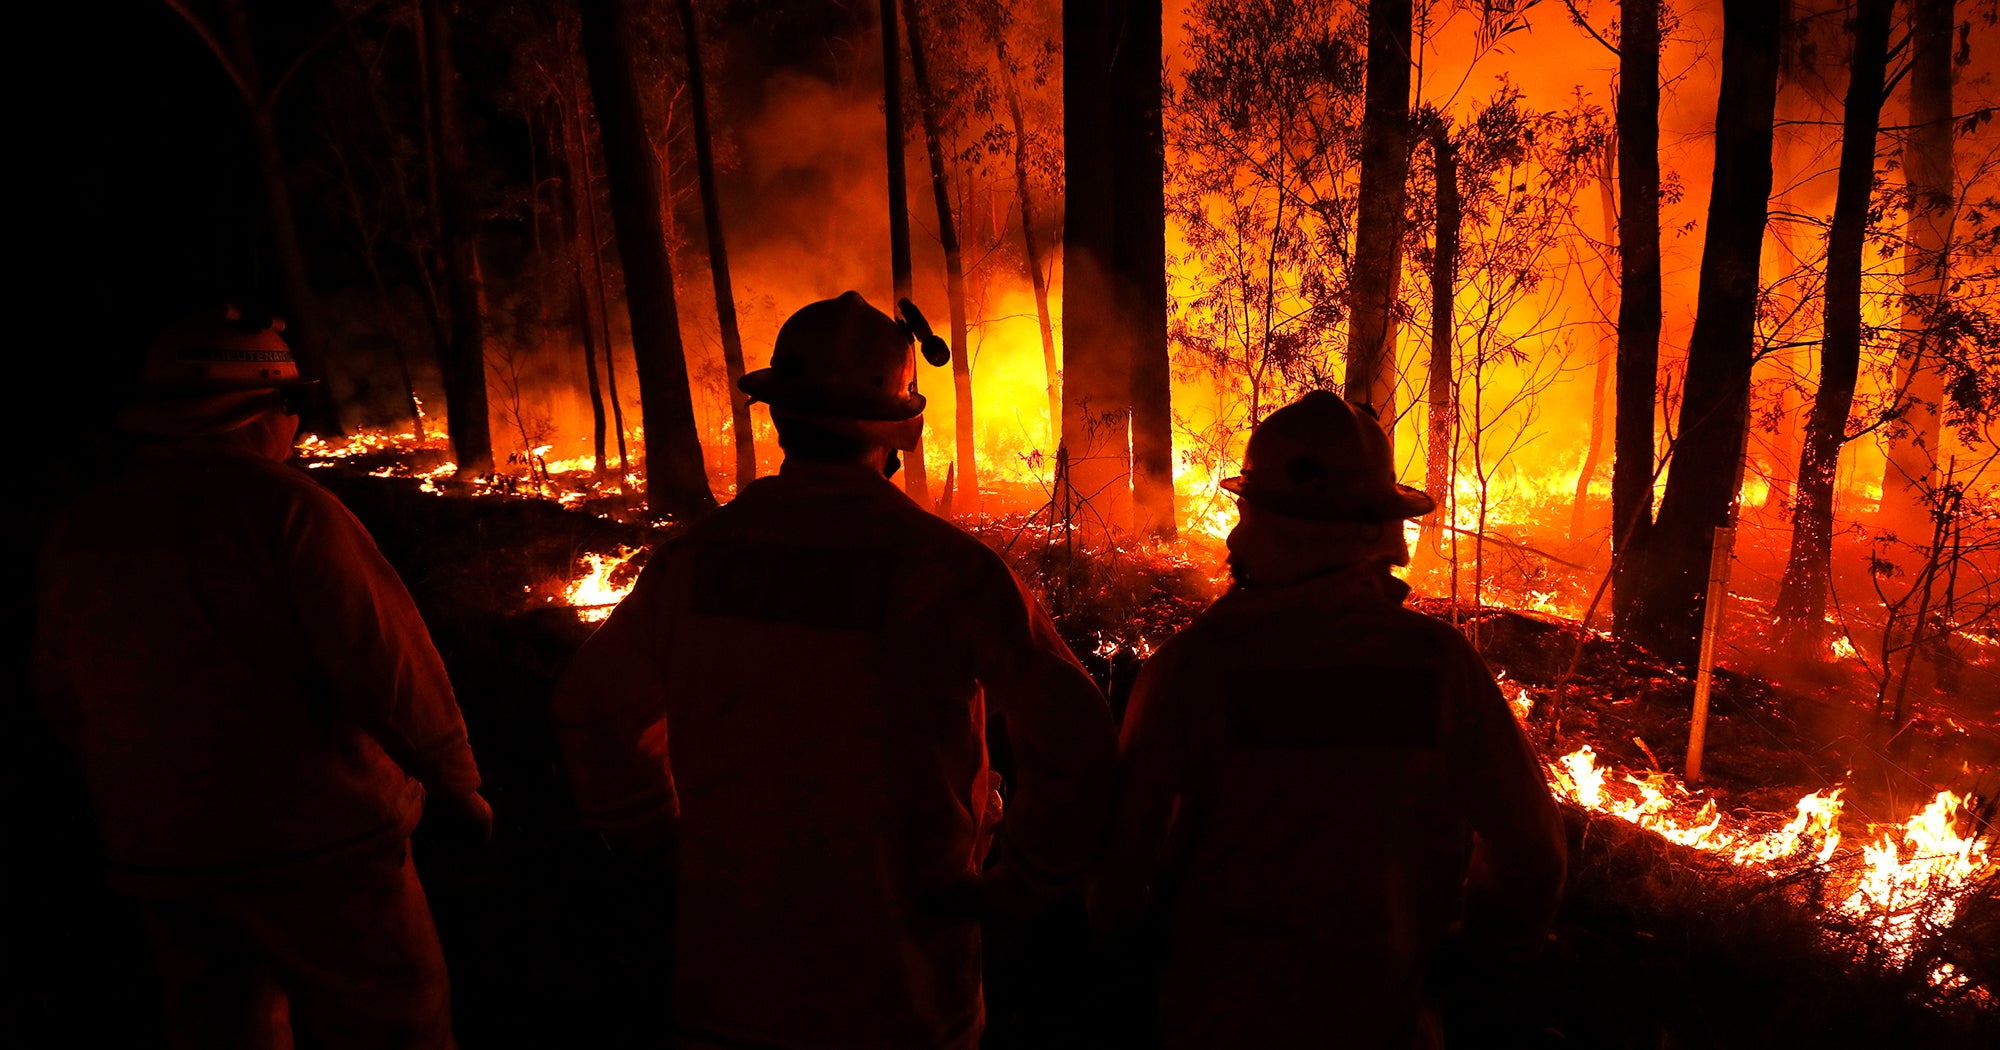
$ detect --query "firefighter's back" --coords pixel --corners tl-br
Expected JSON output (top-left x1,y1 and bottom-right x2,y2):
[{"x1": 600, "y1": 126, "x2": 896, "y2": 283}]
[
  {"x1": 1146, "y1": 576, "x2": 1492, "y2": 1049},
  {"x1": 653, "y1": 464, "x2": 1005, "y2": 1049}
]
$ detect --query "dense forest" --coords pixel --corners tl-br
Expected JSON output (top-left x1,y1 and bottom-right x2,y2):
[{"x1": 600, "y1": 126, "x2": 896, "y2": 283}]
[{"x1": 15, "y1": 0, "x2": 2000, "y2": 1044}]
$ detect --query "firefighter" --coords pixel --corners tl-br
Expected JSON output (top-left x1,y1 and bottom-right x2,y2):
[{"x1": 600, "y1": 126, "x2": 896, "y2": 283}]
[
  {"x1": 33, "y1": 309, "x2": 488, "y2": 1050},
  {"x1": 1094, "y1": 391, "x2": 1566, "y2": 1049},
  {"x1": 552, "y1": 291, "x2": 1116, "y2": 1050}
]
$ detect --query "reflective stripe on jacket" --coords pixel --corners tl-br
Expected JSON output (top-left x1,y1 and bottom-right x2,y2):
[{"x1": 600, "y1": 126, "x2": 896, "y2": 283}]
[
  {"x1": 1100, "y1": 567, "x2": 1565, "y2": 1050},
  {"x1": 552, "y1": 461, "x2": 1115, "y2": 1050},
  {"x1": 33, "y1": 447, "x2": 480, "y2": 888}
]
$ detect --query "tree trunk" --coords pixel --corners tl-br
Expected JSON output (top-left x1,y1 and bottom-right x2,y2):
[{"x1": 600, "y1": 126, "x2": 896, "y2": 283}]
[
  {"x1": 676, "y1": 0, "x2": 756, "y2": 493},
  {"x1": 556, "y1": 57, "x2": 608, "y2": 474},
  {"x1": 1572, "y1": 136, "x2": 1618, "y2": 541},
  {"x1": 880, "y1": 0, "x2": 931, "y2": 505},
  {"x1": 1879, "y1": 0, "x2": 1955, "y2": 532},
  {"x1": 1344, "y1": 0, "x2": 1414, "y2": 427},
  {"x1": 562, "y1": 26, "x2": 630, "y2": 477},
  {"x1": 1635, "y1": 0, "x2": 1781, "y2": 661},
  {"x1": 578, "y1": 0, "x2": 717, "y2": 519},
  {"x1": 1611, "y1": 0, "x2": 1663, "y2": 639},
  {"x1": 997, "y1": 45, "x2": 1061, "y2": 448},
  {"x1": 902, "y1": 0, "x2": 978, "y2": 519},
  {"x1": 1424, "y1": 117, "x2": 1459, "y2": 552},
  {"x1": 424, "y1": 0, "x2": 495, "y2": 477},
  {"x1": 1121, "y1": 0, "x2": 1175, "y2": 539},
  {"x1": 1061, "y1": 0, "x2": 1137, "y2": 535},
  {"x1": 1773, "y1": 0, "x2": 1892, "y2": 650},
  {"x1": 218, "y1": 0, "x2": 342, "y2": 436}
]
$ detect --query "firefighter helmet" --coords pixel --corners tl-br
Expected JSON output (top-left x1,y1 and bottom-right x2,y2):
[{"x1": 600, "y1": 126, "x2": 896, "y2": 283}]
[
  {"x1": 738, "y1": 292, "x2": 946, "y2": 450},
  {"x1": 136, "y1": 307, "x2": 313, "y2": 392},
  {"x1": 1221, "y1": 391, "x2": 1435, "y2": 521}
]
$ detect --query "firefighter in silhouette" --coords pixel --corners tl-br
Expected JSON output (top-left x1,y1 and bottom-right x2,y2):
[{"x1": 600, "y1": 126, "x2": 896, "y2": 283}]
[
  {"x1": 1095, "y1": 391, "x2": 1566, "y2": 1049},
  {"x1": 33, "y1": 309, "x2": 488, "y2": 1050},
  {"x1": 552, "y1": 291, "x2": 1116, "y2": 1050}
]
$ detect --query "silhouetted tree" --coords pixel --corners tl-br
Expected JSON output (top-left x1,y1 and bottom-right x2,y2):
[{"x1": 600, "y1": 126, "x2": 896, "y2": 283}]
[
  {"x1": 903, "y1": 0, "x2": 978, "y2": 518},
  {"x1": 422, "y1": 0, "x2": 496, "y2": 476},
  {"x1": 1344, "y1": 0, "x2": 1413, "y2": 425},
  {"x1": 1773, "y1": 0, "x2": 1893, "y2": 651},
  {"x1": 578, "y1": 0, "x2": 715, "y2": 518},
  {"x1": 675, "y1": 0, "x2": 755, "y2": 492},
  {"x1": 1636, "y1": 0, "x2": 1782, "y2": 660},
  {"x1": 1611, "y1": 0, "x2": 1663, "y2": 639}
]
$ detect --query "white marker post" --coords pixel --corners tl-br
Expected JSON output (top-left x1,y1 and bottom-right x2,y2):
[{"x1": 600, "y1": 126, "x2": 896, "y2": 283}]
[{"x1": 1686, "y1": 524, "x2": 1737, "y2": 786}]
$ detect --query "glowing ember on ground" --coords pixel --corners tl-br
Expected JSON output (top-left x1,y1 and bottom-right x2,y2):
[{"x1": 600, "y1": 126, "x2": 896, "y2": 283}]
[
  {"x1": 563, "y1": 548, "x2": 642, "y2": 622},
  {"x1": 1544, "y1": 744, "x2": 1994, "y2": 969}
]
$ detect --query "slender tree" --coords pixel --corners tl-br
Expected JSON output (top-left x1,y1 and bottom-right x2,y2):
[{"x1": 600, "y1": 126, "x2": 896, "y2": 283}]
[
  {"x1": 1572, "y1": 136, "x2": 1618, "y2": 541},
  {"x1": 550, "y1": 74, "x2": 610, "y2": 473},
  {"x1": 903, "y1": 0, "x2": 979, "y2": 518},
  {"x1": 161, "y1": 0, "x2": 343, "y2": 436},
  {"x1": 578, "y1": 0, "x2": 716, "y2": 518},
  {"x1": 996, "y1": 40, "x2": 1061, "y2": 446},
  {"x1": 562, "y1": 22, "x2": 632, "y2": 477},
  {"x1": 1773, "y1": 0, "x2": 1894, "y2": 650},
  {"x1": 1880, "y1": 0, "x2": 1956, "y2": 531},
  {"x1": 1636, "y1": 0, "x2": 1782, "y2": 659},
  {"x1": 422, "y1": 0, "x2": 496, "y2": 476},
  {"x1": 1344, "y1": 0, "x2": 1415, "y2": 425},
  {"x1": 1424, "y1": 113, "x2": 1461, "y2": 548},
  {"x1": 881, "y1": 0, "x2": 932, "y2": 505},
  {"x1": 675, "y1": 0, "x2": 756, "y2": 491},
  {"x1": 1611, "y1": 0, "x2": 1663, "y2": 638}
]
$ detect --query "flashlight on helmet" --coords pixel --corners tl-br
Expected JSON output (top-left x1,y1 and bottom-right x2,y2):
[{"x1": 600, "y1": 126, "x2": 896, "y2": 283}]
[{"x1": 896, "y1": 299, "x2": 951, "y2": 368}]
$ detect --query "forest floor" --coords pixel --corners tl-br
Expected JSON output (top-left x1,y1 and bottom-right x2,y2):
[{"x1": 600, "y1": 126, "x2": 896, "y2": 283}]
[{"x1": 11, "y1": 465, "x2": 1997, "y2": 1048}]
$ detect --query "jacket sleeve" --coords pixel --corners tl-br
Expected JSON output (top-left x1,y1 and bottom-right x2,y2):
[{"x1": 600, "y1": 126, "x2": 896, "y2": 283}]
[
  {"x1": 969, "y1": 556, "x2": 1116, "y2": 900},
  {"x1": 284, "y1": 486, "x2": 481, "y2": 805},
  {"x1": 1093, "y1": 636, "x2": 1196, "y2": 932},
  {"x1": 1447, "y1": 641, "x2": 1566, "y2": 953},
  {"x1": 549, "y1": 552, "x2": 679, "y2": 848}
]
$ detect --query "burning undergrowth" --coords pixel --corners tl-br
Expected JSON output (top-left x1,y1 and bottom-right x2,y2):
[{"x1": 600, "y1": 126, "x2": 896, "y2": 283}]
[{"x1": 298, "y1": 450, "x2": 1999, "y2": 1043}]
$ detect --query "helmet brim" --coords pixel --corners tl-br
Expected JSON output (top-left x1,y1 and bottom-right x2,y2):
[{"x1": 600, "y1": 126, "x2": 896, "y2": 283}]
[
  {"x1": 1221, "y1": 475, "x2": 1436, "y2": 521},
  {"x1": 739, "y1": 368, "x2": 925, "y2": 421}
]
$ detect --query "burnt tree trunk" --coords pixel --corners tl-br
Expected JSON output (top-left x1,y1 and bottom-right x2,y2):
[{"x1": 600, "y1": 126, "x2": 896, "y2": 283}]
[
  {"x1": 903, "y1": 0, "x2": 978, "y2": 519},
  {"x1": 563, "y1": 26, "x2": 631, "y2": 477},
  {"x1": 1636, "y1": 0, "x2": 1781, "y2": 661},
  {"x1": 998, "y1": 43, "x2": 1061, "y2": 447},
  {"x1": 1572, "y1": 136, "x2": 1618, "y2": 541},
  {"x1": 1611, "y1": 0, "x2": 1663, "y2": 639},
  {"x1": 553, "y1": 79, "x2": 610, "y2": 474},
  {"x1": 424, "y1": 0, "x2": 495, "y2": 477},
  {"x1": 1121, "y1": 0, "x2": 1175, "y2": 539},
  {"x1": 1773, "y1": 0, "x2": 1892, "y2": 649},
  {"x1": 1344, "y1": 0, "x2": 1414, "y2": 427},
  {"x1": 579, "y1": 0, "x2": 716, "y2": 519},
  {"x1": 676, "y1": 0, "x2": 756, "y2": 492},
  {"x1": 1880, "y1": 0, "x2": 1955, "y2": 531},
  {"x1": 881, "y1": 0, "x2": 931, "y2": 504},
  {"x1": 1424, "y1": 116, "x2": 1459, "y2": 550}
]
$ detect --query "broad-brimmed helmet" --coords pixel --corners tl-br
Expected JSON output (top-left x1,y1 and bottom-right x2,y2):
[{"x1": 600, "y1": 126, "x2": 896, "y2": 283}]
[
  {"x1": 1221, "y1": 391, "x2": 1436, "y2": 521},
  {"x1": 738, "y1": 291, "x2": 946, "y2": 450}
]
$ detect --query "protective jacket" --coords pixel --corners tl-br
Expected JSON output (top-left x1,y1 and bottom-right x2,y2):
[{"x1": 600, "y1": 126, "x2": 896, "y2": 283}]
[
  {"x1": 553, "y1": 461, "x2": 1115, "y2": 1050},
  {"x1": 1099, "y1": 566, "x2": 1565, "y2": 1050},
  {"x1": 34, "y1": 446, "x2": 481, "y2": 891}
]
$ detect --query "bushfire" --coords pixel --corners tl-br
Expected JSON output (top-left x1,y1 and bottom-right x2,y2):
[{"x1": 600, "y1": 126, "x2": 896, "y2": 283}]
[{"x1": 294, "y1": 422, "x2": 1997, "y2": 1008}]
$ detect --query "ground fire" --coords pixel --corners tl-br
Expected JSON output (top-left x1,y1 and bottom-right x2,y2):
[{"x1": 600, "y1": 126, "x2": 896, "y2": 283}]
[{"x1": 22, "y1": 0, "x2": 2000, "y2": 1046}]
